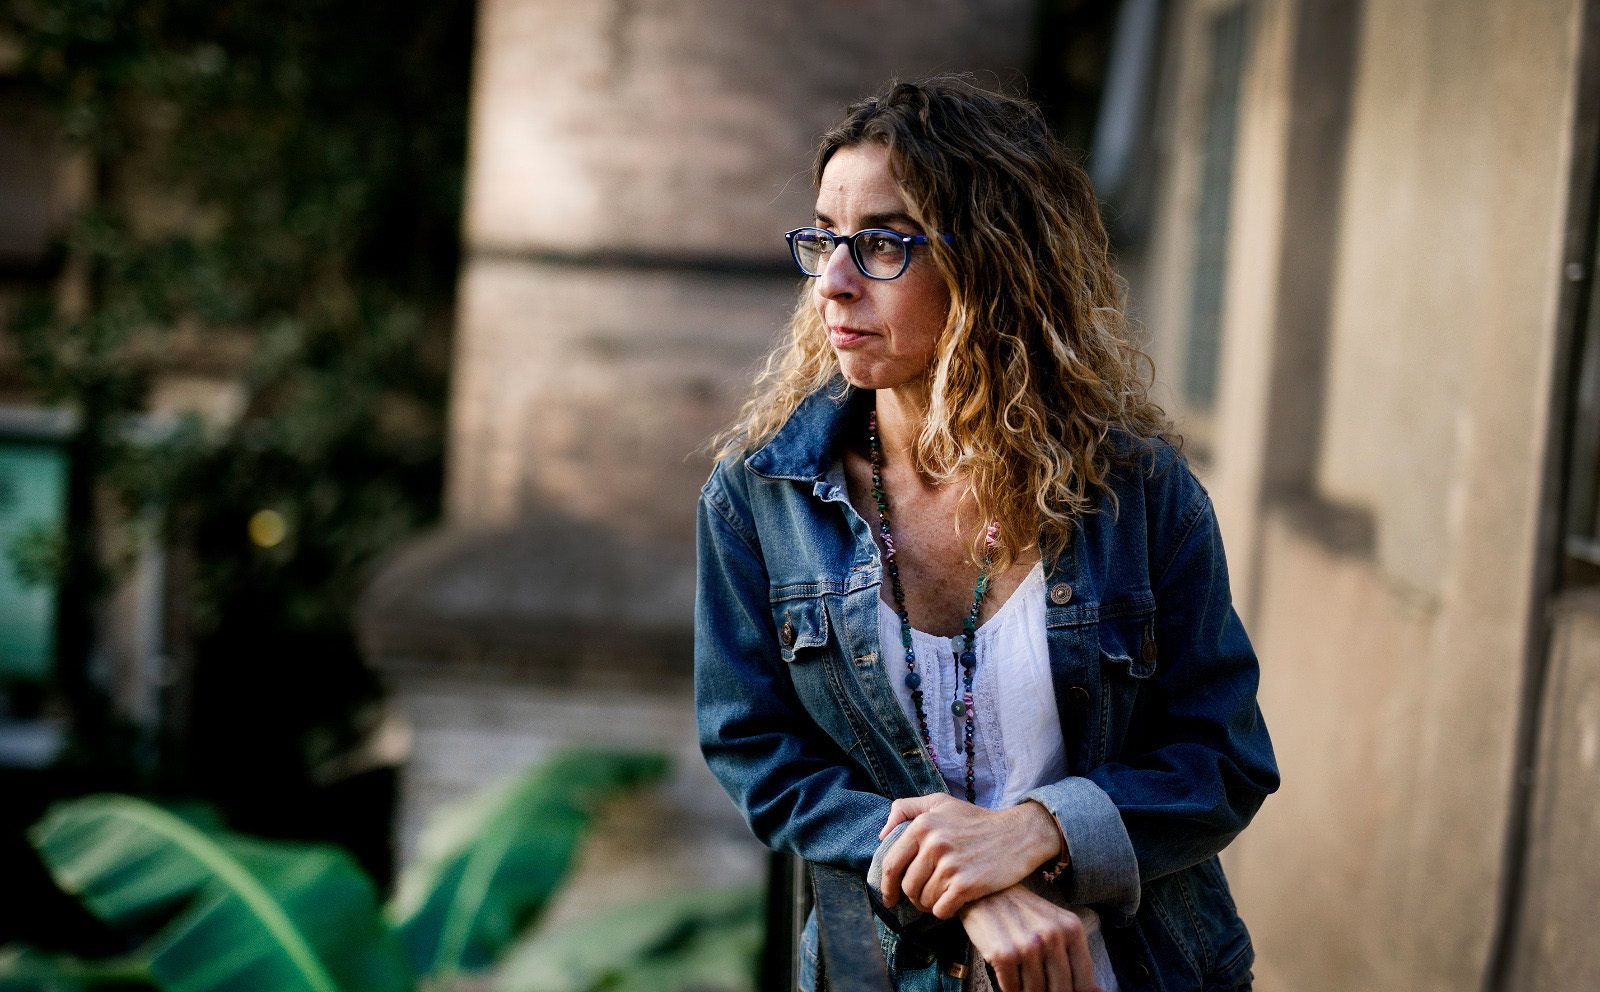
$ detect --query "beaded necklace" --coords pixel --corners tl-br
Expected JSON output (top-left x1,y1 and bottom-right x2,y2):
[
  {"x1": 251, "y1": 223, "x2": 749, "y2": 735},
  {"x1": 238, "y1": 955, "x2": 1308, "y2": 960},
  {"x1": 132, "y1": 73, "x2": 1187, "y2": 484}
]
[{"x1": 868, "y1": 410, "x2": 998, "y2": 803}]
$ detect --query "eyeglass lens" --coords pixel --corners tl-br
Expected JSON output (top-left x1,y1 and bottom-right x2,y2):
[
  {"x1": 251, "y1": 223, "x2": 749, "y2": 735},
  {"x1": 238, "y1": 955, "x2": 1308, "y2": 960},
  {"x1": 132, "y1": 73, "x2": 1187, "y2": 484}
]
[{"x1": 792, "y1": 229, "x2": 908, "y2": 279}]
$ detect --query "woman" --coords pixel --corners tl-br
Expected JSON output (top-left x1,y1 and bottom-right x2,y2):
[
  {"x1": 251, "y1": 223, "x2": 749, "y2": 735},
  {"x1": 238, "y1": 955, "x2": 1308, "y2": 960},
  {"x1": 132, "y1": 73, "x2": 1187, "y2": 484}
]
[{"x1": 695, "y1": 79, "x2": 1277, "y2": 992}]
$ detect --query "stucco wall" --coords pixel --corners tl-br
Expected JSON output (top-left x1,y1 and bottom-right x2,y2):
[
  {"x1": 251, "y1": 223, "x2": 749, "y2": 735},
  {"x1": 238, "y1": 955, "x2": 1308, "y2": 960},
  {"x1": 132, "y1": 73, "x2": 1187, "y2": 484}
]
[
  {"x1": 1508, "y1": 590, "x2": 1600, "y2": 991},
  {"x1": 1196, "y1": 1, "x2": 1586, "y2": 990},
  {"x1": 1314, "y1": 1, "x2": 1577, "y2": 600}
]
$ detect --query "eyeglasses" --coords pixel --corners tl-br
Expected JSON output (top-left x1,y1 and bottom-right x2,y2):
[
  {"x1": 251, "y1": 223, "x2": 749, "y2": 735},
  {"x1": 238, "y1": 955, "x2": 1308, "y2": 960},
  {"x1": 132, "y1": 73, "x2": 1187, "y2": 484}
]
[{"x1": 783, "y1": 226, "x2": 948, "y2": 281}]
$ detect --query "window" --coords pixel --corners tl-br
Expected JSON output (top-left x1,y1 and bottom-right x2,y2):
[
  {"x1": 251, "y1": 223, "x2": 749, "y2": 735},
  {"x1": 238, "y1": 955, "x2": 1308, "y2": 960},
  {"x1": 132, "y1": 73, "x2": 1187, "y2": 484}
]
[
  {"x1": 0, "y1": 412, "x2": 72, "y2": 682},
  {"x1": 1183, "y1": 2, "x2": 1251, "y2": 412},
  {"x1": 1561, "y1": 234, "x2": 1600, "y2": 587}
]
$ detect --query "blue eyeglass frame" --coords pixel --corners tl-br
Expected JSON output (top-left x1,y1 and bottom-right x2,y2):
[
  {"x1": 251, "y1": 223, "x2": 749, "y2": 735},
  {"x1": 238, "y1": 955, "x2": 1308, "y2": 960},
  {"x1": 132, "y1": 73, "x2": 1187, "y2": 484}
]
[{"x1": 783, "y1": 226, "x2": 952, "y2": 281}]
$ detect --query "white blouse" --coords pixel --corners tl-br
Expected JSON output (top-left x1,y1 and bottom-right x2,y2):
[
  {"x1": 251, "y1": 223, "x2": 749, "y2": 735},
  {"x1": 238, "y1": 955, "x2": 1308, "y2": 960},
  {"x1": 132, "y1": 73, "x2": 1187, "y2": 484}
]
[{"x1": 876, "y1": 562, "x2": 1120, "y2": 991}]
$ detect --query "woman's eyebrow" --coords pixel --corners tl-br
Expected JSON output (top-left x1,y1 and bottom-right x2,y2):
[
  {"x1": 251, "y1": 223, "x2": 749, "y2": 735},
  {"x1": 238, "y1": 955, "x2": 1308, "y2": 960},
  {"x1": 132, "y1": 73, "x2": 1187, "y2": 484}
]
[
  {"x1": 811, "y1": 210, "x2": 922, "y2": 231},
  {"x1": 861, "y1": 211, "x2": 920, "y2": 230}
]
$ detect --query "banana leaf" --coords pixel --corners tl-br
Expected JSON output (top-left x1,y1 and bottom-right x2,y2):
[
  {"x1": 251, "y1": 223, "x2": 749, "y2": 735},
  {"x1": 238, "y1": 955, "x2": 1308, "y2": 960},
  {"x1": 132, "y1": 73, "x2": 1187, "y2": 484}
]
[
  {"x1": 0, "y1": 945, "x2": 154, "y2": 991},
  {"x1": 389, "y1": 749, "x2": 669, "y2": 979},
  {"x1": 29, "y1": 796, "x2": 410, "y2": 992},
  {"x1": 494, "y1": 887, "x2": 762, "y2": 992}
]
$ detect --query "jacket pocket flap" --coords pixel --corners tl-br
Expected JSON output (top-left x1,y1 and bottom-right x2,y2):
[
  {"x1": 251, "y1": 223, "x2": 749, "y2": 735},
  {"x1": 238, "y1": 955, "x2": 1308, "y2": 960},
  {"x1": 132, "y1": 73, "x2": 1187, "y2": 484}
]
[
  {"x1": 774, "y1": 598, "x2": 831, "y2": 662},
  {"x1": 1098, "y1": 610, "x2": 1157, "y2": 679}
]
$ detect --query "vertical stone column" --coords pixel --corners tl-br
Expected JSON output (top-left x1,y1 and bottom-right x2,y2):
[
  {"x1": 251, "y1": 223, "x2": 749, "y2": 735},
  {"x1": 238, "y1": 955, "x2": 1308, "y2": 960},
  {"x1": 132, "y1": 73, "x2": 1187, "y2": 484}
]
[
  {"x1": 372, "y1": 0, "x2": 1034, "y2": 657},
  {"x1": 360, "y1": 0, "x2": 1034, "y2": 913}
]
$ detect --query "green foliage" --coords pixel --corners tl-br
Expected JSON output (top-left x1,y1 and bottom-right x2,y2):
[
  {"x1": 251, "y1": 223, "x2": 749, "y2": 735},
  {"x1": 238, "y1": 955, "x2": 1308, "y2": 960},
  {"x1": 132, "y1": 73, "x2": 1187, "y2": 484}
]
[
  {"x1": 1, "y1": 0, "x2": 466, "y2": 632},
  {"x1": 4, "y1": 525, "x2": 68, "y2": 590},
  {"x1": 28, "y1": 796, "x2": 411, "y2": 992},
  {"x1": 390, "y1": 751, "x2": 671, "y2": 981},
  {"x1": 0, "y1": 0, "x2": 471, "y2": 861},
  {"x1": 13, "y1": 750, "x2": 706, "y2": 992},
  {"x1": 495, "y1": 888, "x2": 762, "y2": 992},
  {"x1": 0, "y1": 946, "x2": 154, "y2": 992}
]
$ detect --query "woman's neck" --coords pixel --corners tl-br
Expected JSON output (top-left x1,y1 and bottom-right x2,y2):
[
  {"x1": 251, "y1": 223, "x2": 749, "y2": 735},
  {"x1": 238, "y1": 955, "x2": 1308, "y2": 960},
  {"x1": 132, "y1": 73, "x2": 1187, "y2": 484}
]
[{"x1": 872, "y1": 384, "x2": 930, "y2": 474}]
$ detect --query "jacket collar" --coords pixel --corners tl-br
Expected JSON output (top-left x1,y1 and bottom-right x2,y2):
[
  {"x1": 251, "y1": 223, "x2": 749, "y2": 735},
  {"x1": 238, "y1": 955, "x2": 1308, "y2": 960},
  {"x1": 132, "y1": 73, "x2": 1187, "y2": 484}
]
[{"x1": 745, "y1": 378, "x2": 869, "y2": 482}]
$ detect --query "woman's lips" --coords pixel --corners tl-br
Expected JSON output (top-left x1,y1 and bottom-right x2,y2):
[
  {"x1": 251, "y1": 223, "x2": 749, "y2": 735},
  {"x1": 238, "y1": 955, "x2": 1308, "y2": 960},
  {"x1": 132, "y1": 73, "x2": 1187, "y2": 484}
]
[{"x1": 828, "y1": 325, "x2": 872, "y2": 348}]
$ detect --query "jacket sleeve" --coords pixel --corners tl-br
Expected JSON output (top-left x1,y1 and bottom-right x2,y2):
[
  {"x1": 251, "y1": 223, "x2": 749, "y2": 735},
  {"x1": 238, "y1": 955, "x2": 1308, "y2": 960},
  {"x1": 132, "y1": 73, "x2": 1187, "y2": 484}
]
[
  {"x1": 694, "y1": 471, "x2": 895, "y2": 874},
  {"x1": 1026, "y1": 464, "x2": 1279, "y2": 919}
]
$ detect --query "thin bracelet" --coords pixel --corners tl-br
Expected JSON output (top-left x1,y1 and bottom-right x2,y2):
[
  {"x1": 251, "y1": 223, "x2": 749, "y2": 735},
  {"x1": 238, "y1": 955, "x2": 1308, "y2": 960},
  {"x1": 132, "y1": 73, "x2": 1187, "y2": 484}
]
[{"x1": 1038, "y1": 815, "x2": 1071, "y2": 883}]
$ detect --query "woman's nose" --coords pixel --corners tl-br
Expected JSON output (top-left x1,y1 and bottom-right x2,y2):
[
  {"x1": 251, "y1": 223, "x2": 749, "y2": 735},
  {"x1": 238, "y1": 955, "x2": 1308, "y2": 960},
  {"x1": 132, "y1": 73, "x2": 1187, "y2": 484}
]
[{"x1": 815, "y1": 242, "x2": 862, "y2": 300}]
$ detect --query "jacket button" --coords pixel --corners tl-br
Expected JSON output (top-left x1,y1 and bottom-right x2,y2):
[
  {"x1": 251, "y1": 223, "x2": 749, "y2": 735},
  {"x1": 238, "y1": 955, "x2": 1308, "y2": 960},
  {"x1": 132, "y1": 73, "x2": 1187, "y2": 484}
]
[
  {"x1": 1142, "y1": 640, "x2": 1157, "y2": 663},
  {"x1": 780, "y1": 620, "x2": 796, "y2": 646},
  {"x1": 1049, "y1": 582, "x2": 1073, "y2": 605},
  {"x1": 1067, "y1": 685, "x2": 1090, "y2": 706}
]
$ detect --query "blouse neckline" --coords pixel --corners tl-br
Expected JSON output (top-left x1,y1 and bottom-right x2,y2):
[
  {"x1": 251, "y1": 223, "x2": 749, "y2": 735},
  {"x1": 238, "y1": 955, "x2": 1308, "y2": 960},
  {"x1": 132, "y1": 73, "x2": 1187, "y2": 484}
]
[{"x1": 877, "y1": 560, "x2": 1045, "y2": 640}]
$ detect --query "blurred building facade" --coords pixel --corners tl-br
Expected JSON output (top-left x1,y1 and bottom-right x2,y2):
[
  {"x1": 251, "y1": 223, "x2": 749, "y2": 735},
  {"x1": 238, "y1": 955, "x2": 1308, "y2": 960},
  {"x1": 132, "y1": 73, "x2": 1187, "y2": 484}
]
[
  {"x1": 362, "y1": 0, "x2": 1600, "y2": 986},
  {"x1": 1123, "y1": 1, "x2": 1600, "y2": 990}
]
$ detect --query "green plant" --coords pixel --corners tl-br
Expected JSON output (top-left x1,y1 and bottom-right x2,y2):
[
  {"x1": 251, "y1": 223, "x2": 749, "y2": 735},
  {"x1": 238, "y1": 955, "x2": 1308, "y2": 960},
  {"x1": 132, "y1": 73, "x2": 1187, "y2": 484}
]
[
  {"x1": 0, "y1": 945, "x2": 151, "y2": 992},
  {"x1": 495, "y1": 888, "x2": 763, "y2": 992},
  {"x1": 389, "y1": 751, "x2": 672, "y2": 978},
  {"x1": 2, "y1": 749, "x2": 686, "y2": 992},
  {"x1": 0, "y1": 0, "x2": 468, "y2": 834},
  {"x1": 28, "y1": 797, "x2": 408, "y2": 992}
]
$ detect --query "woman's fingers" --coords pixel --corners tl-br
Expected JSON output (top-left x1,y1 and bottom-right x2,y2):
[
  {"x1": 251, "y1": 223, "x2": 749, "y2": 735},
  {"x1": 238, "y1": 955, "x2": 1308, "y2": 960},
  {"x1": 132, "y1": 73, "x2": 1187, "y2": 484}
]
[
  {"x1": 929, "y1": 883, "x2": 959, "y2": 920},
  {"x1": 1054, "y1": 911, "x2": 1097, "y2": 992},
  {"x1": 878, "y1": 793, "x2": 955, "y2": 908},
  {"x1": 1019, "y1": 939, "x2": 1047, "y2": 992},
  {"x1": 879, "y1": 793, "x2": 947, "y2": 838},
  {"x1": 1042, "y1": 931, "x2": 1071, "y2": 992},
  {"x1": 988, "y1": 957, "x2": 1020, "y2": 992},
  {"x1": 898, "y1": 844, "x2": 939, "y2": 911},
  {"x1": 890, "y1": 796, "x2": 1059, "y2": 917},
  {"x1": 877, "y1": 824, "x2": 914, "y2": 908},
  {"x1": 960, "y1": 885, "x2": 1102, "y2": 992},
  {"x1": 879, "y1": 794, "x2": 1064, "y2": 918}
]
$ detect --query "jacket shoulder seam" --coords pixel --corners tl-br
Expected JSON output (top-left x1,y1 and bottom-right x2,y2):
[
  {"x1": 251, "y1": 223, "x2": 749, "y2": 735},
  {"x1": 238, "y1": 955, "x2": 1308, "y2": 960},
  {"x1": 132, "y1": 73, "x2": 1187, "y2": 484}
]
[
  {"x1": 1152, "y1": 475, "x2": 1211, "y2": 590},
  {"x1": 702, "y1": 467, "x2": 762, "y2": 556}
]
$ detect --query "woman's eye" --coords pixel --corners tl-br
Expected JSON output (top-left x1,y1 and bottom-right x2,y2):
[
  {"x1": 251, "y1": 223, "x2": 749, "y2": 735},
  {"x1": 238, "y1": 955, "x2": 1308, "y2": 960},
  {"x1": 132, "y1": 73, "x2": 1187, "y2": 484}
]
[{"x1": 865, "y1": 234, "x2": 898, "y2": 255}]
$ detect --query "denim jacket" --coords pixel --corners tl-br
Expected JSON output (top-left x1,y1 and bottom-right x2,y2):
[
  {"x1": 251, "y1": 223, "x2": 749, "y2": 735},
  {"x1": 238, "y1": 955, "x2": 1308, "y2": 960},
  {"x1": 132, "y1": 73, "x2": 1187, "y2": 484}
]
[{"x1": 695, "y1": 383, "x2": 1278, "y2": 992}]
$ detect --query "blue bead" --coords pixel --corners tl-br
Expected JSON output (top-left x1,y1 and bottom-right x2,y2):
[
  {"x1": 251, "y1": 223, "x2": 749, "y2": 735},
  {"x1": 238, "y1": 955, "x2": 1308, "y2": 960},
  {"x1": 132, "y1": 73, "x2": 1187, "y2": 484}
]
[
  {"x1": 960, "y1": 650, "x2": 977, "y2": 669},
  {"x1": 904, "y1": 672, "x2": 922, "y2": 690}
]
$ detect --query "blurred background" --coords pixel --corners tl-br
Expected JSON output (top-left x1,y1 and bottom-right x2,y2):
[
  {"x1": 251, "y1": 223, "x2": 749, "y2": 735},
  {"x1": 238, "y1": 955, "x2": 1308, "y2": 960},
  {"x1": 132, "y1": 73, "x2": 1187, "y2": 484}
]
[{"x1": 1, "y1": 0, "x2": 1597, "y2": 990}]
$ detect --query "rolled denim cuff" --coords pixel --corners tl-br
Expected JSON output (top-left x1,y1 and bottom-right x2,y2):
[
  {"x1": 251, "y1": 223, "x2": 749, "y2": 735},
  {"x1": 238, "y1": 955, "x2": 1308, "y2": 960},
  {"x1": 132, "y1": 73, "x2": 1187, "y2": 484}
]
[
  {"x1": 866, "y1": 821, "x2": 928, "y2": 929},
  {"x1": 1025, "y1": 777, "x2": 1141, "y2": 918}
]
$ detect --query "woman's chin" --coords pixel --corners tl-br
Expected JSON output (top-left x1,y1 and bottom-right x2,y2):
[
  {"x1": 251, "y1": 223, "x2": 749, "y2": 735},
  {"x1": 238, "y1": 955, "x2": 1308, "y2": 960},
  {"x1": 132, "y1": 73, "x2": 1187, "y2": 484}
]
[{"x1": 835, "y1": 356, "x2": 925, "y2": 394}]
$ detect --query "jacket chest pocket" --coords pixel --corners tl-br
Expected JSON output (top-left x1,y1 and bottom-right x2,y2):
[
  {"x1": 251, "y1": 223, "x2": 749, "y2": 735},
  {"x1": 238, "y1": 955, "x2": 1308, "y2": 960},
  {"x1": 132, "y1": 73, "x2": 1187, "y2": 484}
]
[
  {"x1": 769, "y1": 593, "x2": 863, "y2": 752},
  {"x1": 775, "y1": 595, "x2": 833, "y2": 664},
  {"x1": 1095, "y1": 597, "x2": 1157, "y2": 764}
]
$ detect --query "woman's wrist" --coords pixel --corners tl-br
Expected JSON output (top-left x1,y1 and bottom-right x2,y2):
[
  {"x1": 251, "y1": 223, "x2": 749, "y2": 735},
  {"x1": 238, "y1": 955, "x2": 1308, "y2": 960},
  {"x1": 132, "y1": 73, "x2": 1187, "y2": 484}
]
[{"x1": 1021, "y1": 799, "x2": 1071, "y2": 880}]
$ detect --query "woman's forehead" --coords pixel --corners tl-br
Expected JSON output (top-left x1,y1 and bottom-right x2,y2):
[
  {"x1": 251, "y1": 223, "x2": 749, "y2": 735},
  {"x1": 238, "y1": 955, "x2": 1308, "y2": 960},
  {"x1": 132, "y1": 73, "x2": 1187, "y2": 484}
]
[{"x1": 814, "y1": 144, "x2": 907, "y2": 218}]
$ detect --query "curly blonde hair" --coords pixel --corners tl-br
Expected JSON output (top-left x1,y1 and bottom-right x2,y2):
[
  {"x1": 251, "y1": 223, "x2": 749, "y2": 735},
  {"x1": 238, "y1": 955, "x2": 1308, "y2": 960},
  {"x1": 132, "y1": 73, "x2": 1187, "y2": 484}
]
[{"x1": 715, "y1": 78, "x2": 1172, "y2": 570}]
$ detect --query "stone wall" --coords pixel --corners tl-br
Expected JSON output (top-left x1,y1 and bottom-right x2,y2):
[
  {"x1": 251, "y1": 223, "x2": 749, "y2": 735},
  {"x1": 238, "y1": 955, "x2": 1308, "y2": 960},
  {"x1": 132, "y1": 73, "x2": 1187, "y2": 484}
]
[{"x1": 1129, "y1": 1, "x2": 1595, "y2": 989}]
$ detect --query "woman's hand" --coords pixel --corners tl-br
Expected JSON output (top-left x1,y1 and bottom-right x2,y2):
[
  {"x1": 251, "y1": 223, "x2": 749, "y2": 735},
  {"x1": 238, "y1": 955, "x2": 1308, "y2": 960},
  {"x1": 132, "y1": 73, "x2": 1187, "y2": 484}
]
[
  {"x1": 959, "y1": 885, "x2": 1102, "y2": 992},
  {"x1": 877, "y1": 794, "x2": 1064, "y2": 918}
]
